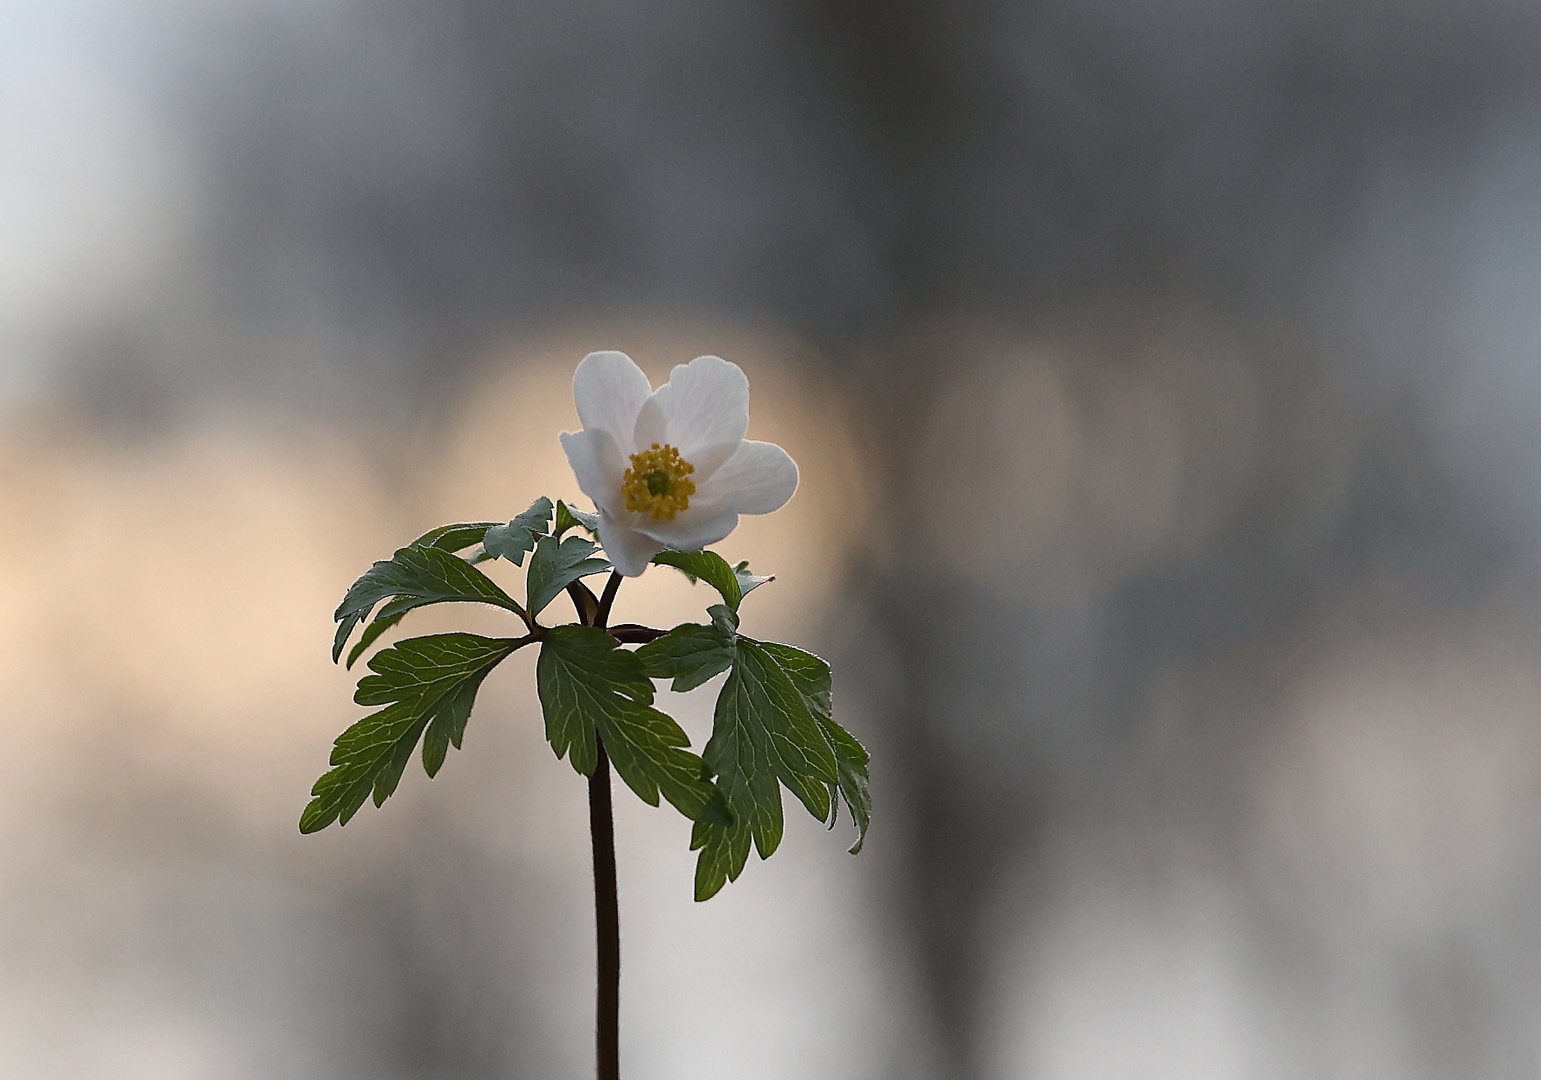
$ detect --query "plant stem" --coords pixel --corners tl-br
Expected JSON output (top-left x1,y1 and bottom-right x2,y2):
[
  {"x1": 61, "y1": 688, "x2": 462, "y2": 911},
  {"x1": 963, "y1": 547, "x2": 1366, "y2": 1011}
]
[
  {"x1": 589, "y1": 739, "x2": 620, "y2": 1080},
  {"x1": 589, "y1": 570, "x2": 622, "y2": 1080},
  {"x1": 607, "y1": 624, "x2": 667, "y2": 643},
  {"x1": 595, "y1": 571, "x2": 623, "y2": 628}
]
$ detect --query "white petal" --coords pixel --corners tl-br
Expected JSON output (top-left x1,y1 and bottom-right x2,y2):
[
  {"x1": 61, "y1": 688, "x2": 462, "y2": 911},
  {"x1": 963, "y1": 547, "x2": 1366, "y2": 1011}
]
[
  {"x1": 598, "y1": 511, "x2": 664, "y2": 577},
  {"x1": 631, "y1": 394, "x2": 668, "y2": 451},
  {"x1": 682, "y1": 439, "x2": 740, "y2": 483},
  {"x1": 573, "y1": 351, "x2": 653, "y2": 444},
  {"x1": 694, "y1": 440, "x2": 798, "y2": 515},
  {"x1": 645, "y1": 356, "x2": 749, "y2": 460},
  {"x1": 637, "y1": 506, "x2": 741, "y2": 552},
  {"x1": 560, "y1": 428, "x2": 625, "y2": 517}
]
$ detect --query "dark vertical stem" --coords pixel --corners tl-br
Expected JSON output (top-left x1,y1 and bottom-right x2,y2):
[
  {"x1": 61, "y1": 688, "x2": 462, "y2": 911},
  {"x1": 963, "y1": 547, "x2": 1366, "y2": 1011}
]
[
  {"x1": 589, "y1": 741, "x2": 620, "y2": 1080},
  {"x1": 595, "y1": 571, "x2": 623, "y2": 629},
  {"x1": 589, "y1": 570, "x2": 623, "y2": 1080}
]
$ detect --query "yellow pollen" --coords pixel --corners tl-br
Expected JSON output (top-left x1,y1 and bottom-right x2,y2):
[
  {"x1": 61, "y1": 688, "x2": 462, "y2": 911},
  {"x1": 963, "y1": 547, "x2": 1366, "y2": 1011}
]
[{"x1": 622, "y1": 443, "x2": 697, "y2": 520}]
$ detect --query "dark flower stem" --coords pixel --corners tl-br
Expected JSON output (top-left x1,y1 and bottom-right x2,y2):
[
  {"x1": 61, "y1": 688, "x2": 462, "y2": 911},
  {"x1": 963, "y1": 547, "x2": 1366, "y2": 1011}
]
[
  {"x1": 588, "y1": 572, "x2": 623, "y2": 1080},
  {"x1": 595, "y1": 571, "x2": 622, "y2": 629},
  {"x1": 588, "y1": 742, "x2": 620, "y2": 1080},
  {"x1": 608, "y1": 623, "x2": 667, "y2": 643}
]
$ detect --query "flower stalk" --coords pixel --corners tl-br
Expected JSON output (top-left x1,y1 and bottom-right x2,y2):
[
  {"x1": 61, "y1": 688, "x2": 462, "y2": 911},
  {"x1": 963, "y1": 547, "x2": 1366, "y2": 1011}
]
[
  {"x1": 584, "y1": 573, "x2": 623, "y2": 1080},
  {"x1": 589, "y1": 739, "x2": 620, "y2": 1080}
]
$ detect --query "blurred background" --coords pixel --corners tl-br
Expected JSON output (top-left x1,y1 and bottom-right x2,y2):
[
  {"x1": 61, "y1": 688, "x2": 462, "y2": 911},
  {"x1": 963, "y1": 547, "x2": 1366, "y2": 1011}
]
[{"x1": 4, "y1": 0, "x2": 1541, "y2": 1076}]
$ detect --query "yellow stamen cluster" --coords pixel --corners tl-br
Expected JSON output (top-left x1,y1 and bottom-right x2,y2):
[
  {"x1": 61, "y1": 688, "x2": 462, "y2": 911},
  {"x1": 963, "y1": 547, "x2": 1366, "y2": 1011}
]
[{"x1": 622, "y1": 443, "x2": 696, "y2": 520}]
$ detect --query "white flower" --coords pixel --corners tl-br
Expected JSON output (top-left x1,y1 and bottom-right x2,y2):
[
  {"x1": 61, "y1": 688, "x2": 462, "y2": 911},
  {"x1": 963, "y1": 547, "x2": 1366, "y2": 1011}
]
[{"x1": 559, "y1": 351, "x2": 799, "y2": 576}]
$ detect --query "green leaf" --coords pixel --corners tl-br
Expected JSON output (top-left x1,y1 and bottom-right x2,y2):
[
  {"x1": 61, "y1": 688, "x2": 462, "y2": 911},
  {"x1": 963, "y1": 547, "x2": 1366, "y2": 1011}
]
[
  {"x1": 300, "y1": 633, "x2": 519, "y2": 832},
  {"x1": 345, "y1": 612, "x2": 404, "y2": 670},
  {"x1": 636, "y1": 622, "x2": 737, "y2": 692},
  {"x1": 691, "y1": 637, "x2": 841, "y2": 899},
  {"x1": 526, "y1": 535, "x2": 611, "y2": 617},
  {"x1": 733, "y1": 560, "x2": 773, "y2": 603},
  {"x1": 761, "y1": 642, "x2": 870, "y2": 854},
  {"x1": 756, "y1": 642, "x2": 831, "y2": 719},
  {"x1": 334, "y1": 521, "x2": 508, "y2": 666},
  {"x1": 419, "y1": 674, "x2": 482, "y2": 779},
  {"x1": 709, "y1": 603, "x2": 739, "y2": 638},
  {"x1": 602, "y1": 702, "x2": 733, "y2": 828},
  {"x1": 691, "y1": 816, "x2": 747, "y2": 903},
  {"x1": 535, "y1": 627, "x2": 605, "y2": 776},
  {"x1": 728, "y1": 640, "x2": 838, "y2": 817},
  {"x1": 554, "y1": 500, "x2": 600, "y2": 540},
  {"x1": 651, "y1": 549, "x2": 772, "y2": 612},
  {"x1": 483, "y1": 497, "x2": 554, "y2": 565},
  {"x1": 411, "y1": 521, "x2": 501, "y2": 553},
  {"x1": 333, "y1": 545, "x2": 525, "y2": 663},
  {"x1": 537, "y1": 627, "x2": 729, "y2": 824}
]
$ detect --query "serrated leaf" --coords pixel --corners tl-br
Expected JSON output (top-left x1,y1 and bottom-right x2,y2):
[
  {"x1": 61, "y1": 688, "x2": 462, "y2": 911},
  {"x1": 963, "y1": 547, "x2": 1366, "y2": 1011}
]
[
  {"x1": 300, "y1": 633, "x2": 519, "y2": 833},
  {"x1": 338, "y1": 521, "x2": 507, "y2": 667},
  {"x1": 652, "y1": 549, "x2": 772, "y2": 613},
  {"x1": 825, "y1": 731, "x2": 871, "y2": 853},
  {"x1": 636, "y1": 622, "x2": 737, "y2": 692},
  {"x1": 554, "y1": 500, "x2": 600, "y2": 539},
  {"x1": 733, "y1": 560, "x2": 773, "y2": 602},
  {"x1": 345, "y1": 612, "x2": 404, "y2": 669},
  {"x1": 709, "y1": 603, "x2": 739, "y2": 638},
  {"x1": 420, "y1": 675, "x2": 481, "y2": 779},
  {"x1": 411, "y1": 521, "x2": 501, "y2": 553},
  {"x1": 537, "y1": 627, "x2": 729, "y2": 824},
  {"x1": 526, "y1": 535, "x2": 611, "y2": 617},
  {"x1": 535, "y1": 625, "x2": 628, "y2": 775},
  {"x1": 691, "y1": 638, "x2": 841, "y2": 897},
  {"x1": 739, "y1": 639, "x2": 837, "y2": 807},
  {"x1": 757, "y1": 642, "x2": 832, "y2": 718},
  {"x1": 602, "y1": 701, "x2": 733, "y2": 827},
  {"x1": 333, "y1": 545, "x2": 525, "y2": 663},
  {"x1": 690, "y1": 697, "x2": 777, "y2": 899},
  {"x1": 691, "y1": 816, "x2": 750, "y2": 902},
  {"x1": 483, "y1": 497, "x2": 554, "y2": 566},
  {"x1": 761, "y1": 642, "x2": 870, "y2": 854}
]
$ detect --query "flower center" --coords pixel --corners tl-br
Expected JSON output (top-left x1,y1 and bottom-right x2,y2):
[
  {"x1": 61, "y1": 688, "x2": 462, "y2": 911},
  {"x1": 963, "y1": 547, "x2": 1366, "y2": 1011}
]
[{"x1": 622, "y1": 443, "x2": 696, "y2": 520}]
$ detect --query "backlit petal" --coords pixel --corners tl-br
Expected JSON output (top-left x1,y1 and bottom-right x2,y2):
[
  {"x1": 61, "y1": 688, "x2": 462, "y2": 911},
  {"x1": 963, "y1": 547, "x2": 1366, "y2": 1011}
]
[
  {"x1": 694, "y1": 440, "x2": 798, "y2": 515},
  {"x1": 632, "y1": 394, "x2": 667, "y2": 452},
  {"x1": 598, "y1": 511, "x2": 664, "y2": 577},
  {"x1": 559, "y1": 428, "x2": 626, "y2": 517},
  {"x1": 573, "y1": 351, "x2": 652, "y2": 443},
  {"x1": 636, "y1": 506, "x2": 741, "y2": 552},
  {"x1": 646, "y1": 356, "x2": 749, "y2": 459},
  {"x1": 681, "y1": 440, "x2": 739, "y2": 483}
]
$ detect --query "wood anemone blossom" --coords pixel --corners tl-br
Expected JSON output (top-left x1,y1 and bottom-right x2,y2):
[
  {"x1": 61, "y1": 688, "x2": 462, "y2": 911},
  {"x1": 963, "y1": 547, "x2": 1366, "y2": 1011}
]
[{"x1": 559, "y1": 351, "x2": 799, "y2": 576}]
